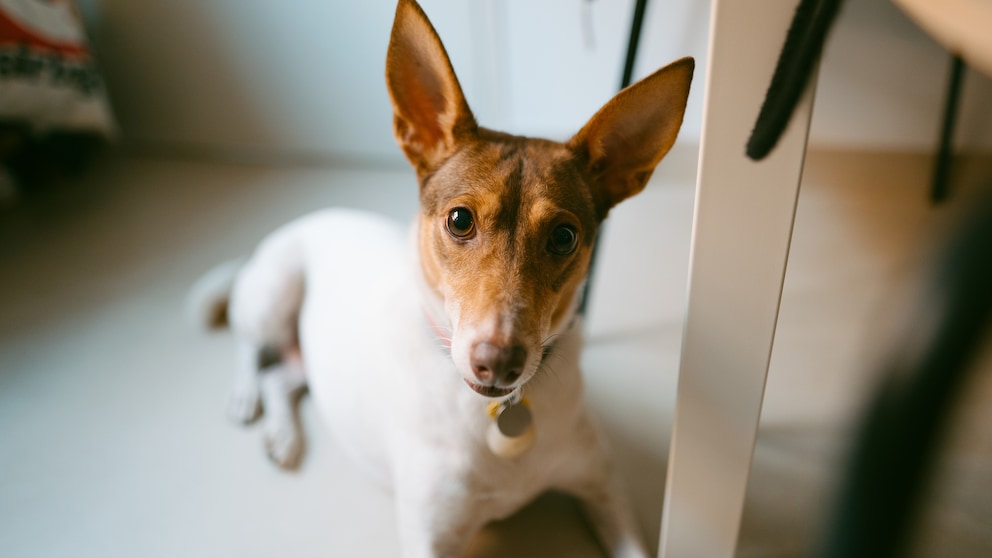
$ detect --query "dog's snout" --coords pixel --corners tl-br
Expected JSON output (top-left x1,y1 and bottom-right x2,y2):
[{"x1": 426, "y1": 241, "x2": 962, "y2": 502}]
[{"x1": 470, "y1": 342, "x2": 527, "y2": 386}]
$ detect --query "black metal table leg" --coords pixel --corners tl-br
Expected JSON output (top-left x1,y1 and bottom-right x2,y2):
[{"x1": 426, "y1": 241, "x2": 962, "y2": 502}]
[
  {"x1": 579, "y1": 0, "x2": 649, "y2": 316},
  {"x1": 932, "y1": 55, "x2": 965, "y2": 204}
]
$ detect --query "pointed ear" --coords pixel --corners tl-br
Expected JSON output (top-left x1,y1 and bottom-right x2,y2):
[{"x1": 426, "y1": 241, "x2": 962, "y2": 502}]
[
  {"x1": 386, "y1": 0, "x2": 477, "y2": 175},
  {"x1": 569, "y1": 57, "x2": 694, "y2": 215}
]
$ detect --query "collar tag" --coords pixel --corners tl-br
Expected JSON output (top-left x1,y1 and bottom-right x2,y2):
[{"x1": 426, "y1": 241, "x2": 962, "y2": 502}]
[{"x1": 486, "y1": 397, "x2": 535, "y2": 458}]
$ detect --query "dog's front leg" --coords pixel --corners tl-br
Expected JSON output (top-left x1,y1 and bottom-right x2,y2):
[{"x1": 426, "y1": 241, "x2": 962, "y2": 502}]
[
  {"x1": 558, "y1": 422, "x2": 650, "y2": 558},
  {"x1": 393, "y1": 465, "x2": 485, "y2": 558},
  {"x1": 569, "y1": 470, "x2": 650, "y2": 558}
]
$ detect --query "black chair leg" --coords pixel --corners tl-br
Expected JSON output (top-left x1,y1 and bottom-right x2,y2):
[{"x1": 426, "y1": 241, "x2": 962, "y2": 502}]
[
  {"x1": 620, "y1": 0, "x2": 650, "y2": 90},
  {"x1": 932, "y1": 55, "x2": 965, "y2": 204},
  {"x1": 579, "y1": 0, "x2": 649, "y2": 316}
]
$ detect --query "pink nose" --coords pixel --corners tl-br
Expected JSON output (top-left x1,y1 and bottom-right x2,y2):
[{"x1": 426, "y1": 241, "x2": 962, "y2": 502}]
[{"x1": 470, "y1": 341, "x2": 527, "y2": 386}]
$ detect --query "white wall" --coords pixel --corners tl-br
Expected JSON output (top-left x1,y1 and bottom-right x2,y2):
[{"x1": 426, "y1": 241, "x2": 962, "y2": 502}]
[
  {"x1": 77, "y1": 0, "x2": 992, "y2": 163},
  {"x1": 498, "y1": 0, "x2": 709, "y2": 145},
  {"x1": 76, "y1": 0, "x2": 476, "y2": 162}
]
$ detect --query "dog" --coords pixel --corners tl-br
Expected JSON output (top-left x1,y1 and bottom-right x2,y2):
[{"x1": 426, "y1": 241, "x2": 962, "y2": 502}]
[{"x1": 193, "y1": 0, "x2": 692, "y2": 555}]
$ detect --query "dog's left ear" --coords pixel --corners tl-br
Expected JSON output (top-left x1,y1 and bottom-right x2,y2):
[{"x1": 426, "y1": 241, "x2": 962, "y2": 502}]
[
  {"x1": 569, "y1": 57, "x2": 694, "y2": 216},
  {"x1": 386, "y1": 0, "x2": 477, "y2": 177}
]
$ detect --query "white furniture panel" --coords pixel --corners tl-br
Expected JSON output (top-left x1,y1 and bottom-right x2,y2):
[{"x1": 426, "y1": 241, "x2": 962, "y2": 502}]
[{"x1": 658, "y1": 1, "x2": 818, "y2": 556}]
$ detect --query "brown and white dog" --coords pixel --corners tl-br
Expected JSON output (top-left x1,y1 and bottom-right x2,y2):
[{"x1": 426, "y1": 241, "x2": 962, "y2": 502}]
[{"x1": 194, "y1": 0, "x2": 692, "y2": 555}]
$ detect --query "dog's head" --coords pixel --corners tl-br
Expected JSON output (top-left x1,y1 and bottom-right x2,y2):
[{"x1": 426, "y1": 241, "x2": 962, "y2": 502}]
[{"x1": 386, "y1": 0, "x2": 693, "y2": 398}]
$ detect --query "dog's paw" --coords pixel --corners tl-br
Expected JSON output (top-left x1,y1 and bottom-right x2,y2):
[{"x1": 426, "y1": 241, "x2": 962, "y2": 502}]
[
  {"x1": 227, "y1": 383, "x2": 262, "y2": 424},
  {"x1": 264, "y1": 418, "x2": 303, "y2": 469}
]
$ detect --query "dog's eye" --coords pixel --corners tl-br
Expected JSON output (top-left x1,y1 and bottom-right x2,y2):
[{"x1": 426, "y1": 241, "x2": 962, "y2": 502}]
[
  {"x1": 548, "y1": 225, "x2": 578, "y2": 255},
  {"x1": 446, "y1": 207, "x2": 475, "y2": 239}
]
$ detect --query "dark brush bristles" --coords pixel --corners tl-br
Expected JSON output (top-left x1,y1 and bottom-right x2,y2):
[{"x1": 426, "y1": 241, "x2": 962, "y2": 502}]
[{"x1": 746, "y1": 0, "x2": 845, "y2": 161}]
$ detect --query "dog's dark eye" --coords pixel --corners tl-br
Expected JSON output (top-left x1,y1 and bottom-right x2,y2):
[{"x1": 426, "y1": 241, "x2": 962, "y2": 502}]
[
  {"x1": 446, "y1": 207, "x2": 475, "y2": 239},
  {"x1": 548, "y1": 225, "x2": 578, "y2": 255}
]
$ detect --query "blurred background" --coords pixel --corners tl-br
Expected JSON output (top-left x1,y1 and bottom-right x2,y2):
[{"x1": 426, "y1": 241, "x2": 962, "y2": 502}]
[
  {"x1": 1, "y1": 1, "x2": 990, "y2": 557},
  {"x1": 61, "y1": 0, "x2": 992, "y2": 164}
]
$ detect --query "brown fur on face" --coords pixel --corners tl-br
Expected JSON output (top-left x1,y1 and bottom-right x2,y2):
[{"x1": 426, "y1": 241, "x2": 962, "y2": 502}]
[
  {"x1": 387, "y1": 0, "x2": 693, "y2": 390},
  {"x1": 417, "y1": 132, "x2": 600, "y2": 348}
]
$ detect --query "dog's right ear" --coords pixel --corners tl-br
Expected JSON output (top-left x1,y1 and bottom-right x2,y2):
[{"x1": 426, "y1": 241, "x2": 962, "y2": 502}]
[{"x1": 386, "y1": 0, "x2": 477, "y2": 176}]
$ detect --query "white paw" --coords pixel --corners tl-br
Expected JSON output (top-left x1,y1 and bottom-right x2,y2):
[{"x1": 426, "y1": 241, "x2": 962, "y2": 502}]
[
  {"x1": 264, "y1": 416, "x2": 303, "y2": 469},
  {"x1": 227, "y1": 382, "x2": 261, "y2": 424}
]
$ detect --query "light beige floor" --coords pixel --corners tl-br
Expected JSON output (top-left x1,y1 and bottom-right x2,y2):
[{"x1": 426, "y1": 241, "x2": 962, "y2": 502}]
[{"x1": 0, "y1": 148, "x2": 989, "y2": 557}]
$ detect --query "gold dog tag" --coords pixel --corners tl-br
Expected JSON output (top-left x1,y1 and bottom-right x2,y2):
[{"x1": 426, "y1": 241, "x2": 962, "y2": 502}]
[
  {"x1": 486, "y1": 399, "x2": 535, "y2": 459},
  {"x1": 496, "y1": 401, "x2": 532, "y2": 437}
]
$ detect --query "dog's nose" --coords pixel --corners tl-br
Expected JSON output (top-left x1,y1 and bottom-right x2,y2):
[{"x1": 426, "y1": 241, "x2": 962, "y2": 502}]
[{"x1": 470, "y1": 341, "x2": 527, "y2": 386}]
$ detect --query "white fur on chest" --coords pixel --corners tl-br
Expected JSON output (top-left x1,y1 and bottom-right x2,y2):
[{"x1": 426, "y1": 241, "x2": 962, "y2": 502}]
[{"x1": 291, "y1": 210, "x2": 592, "y2": 505}]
